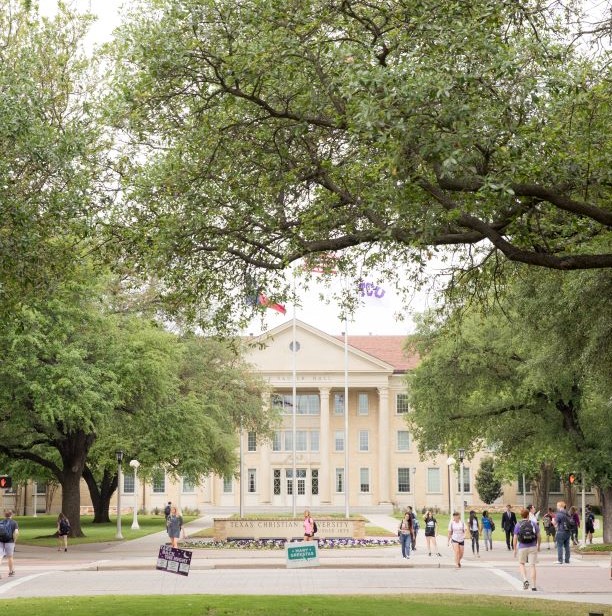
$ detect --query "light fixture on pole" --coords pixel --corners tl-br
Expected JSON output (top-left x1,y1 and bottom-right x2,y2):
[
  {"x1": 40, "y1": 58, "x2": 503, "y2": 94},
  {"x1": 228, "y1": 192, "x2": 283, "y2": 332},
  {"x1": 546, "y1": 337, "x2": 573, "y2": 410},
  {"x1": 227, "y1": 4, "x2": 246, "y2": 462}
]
[
  {"x1": 458, "y1": 448, "x2": 465, "y2": 522},
  {"x1": 129, "y1": 459, "x2": 140, "y2": 530},
  {"x1": 446, "y1": 456, "x2": 456, "y2": 514},
  {"x1": 115, "y1": 450, "x2": 124, "y2": 539}
]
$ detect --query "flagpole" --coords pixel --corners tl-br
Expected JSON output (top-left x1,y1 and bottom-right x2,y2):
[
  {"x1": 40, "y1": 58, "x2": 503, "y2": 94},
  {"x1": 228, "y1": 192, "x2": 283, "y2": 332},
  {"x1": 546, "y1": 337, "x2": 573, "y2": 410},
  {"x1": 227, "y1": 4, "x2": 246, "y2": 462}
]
[
  {"x1": 344, "y1": 316, "x2": 349, "y2": 518},
  {"x1": 292, "y1": 273, "x2": 297, "y2": 519}
]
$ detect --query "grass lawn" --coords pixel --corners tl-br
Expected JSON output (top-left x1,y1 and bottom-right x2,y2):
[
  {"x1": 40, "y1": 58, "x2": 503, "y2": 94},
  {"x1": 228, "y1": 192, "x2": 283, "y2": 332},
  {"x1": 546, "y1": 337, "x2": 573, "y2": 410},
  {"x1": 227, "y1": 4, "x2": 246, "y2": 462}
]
[
  {"x1": 14, "y1": 514, "x2": 196, "y2": 547},
  {"x1": 2, "y1": 594, "x2": 609, "y2": 616}
]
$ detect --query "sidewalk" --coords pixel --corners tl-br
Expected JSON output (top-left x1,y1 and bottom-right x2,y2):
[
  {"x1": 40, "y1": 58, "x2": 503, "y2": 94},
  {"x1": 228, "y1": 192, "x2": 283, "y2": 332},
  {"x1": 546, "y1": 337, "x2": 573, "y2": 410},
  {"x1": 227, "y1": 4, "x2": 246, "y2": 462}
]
[{"x1": 5, "y1": 513, "x2": 611, "y2": 605}]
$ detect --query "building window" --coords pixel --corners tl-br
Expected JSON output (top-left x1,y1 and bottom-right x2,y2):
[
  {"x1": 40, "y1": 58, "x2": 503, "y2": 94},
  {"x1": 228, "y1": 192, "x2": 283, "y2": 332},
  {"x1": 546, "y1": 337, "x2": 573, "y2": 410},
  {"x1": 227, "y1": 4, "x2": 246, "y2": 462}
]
[
  {"x1": 335, "y1": 430, "x2": 345, "y2": 452},
  {"x1": 152, "y1": 470, "x2": 165, "y2": 493},
  {"x1": 35, "y1": 481, "x2": 47, "y2": 495},
  {"x1": 358, "y1": 392, "x2": 369, "y2": 415},
  {"x1": 295, "y1": 430, "x2": 308, "y2": 452},
  {"x1": 396, "y1": 393, "x2": 410, "y2": 413},
  {"x1": 297, "y1": 469, "x2": 306, "y2": 495},
  {"x1": 272, "y1": 393, "x2": 320, "y2": 415},
  {"x1": 223, "y1": 476, "x2": 233, "y2": 493},
  {"x1": 311, "y1": 469, "x2": 319, "y2": 496},
  {"x1": 272, "y1": 431, "x2": 281, "y2": 452},
  {"x1": 310, "y1": 430, "x2": 320, "y2": 452},
  {"x1": 273, "y1": 469, "x2": 281, "y2": 496},
  {"x1": 397, "y1": 430, "x2": 410, "y2": 451},
  {"x1": 247, "y1": 469, "x2": 257, "y2": 493},
  {"x1": 360, "y1": 467, "x2": 370, "y2": 493},
  {"x1": 427, "y1": 468, "x2": 441, "y2": 493},
  {"x1": 335, "y1": 468, "x2": 344, "y2": 493},
  {"x1": 457, "y1": 467, "x2": 470, "y2": 493},
  {"x1": 284, "y1": 430, "x2": 293, "y2": 451},
  {"x1": 359, "y1": 430, "x2": 369, "y2": 452},
  {"x1": 286, "y1": 469, "x2": 293, "y2": 495},
  {"x1": 397, "y1": 468, "x2": 411, "y2": 493},
  {"x1": 123, "y1": 470, "x2": 135, "y2": 494},
  {"x1": 182, "y1": 477, "x2": 195, "y2": 493},
  {"x1": 549, "y1": 475, "x2": 562, "y2": 494},
  {"x1": 334, "y1": 393, "x2": 345, "y2": 415},
  {"x1": 247, "y1": 431, "x2": 257, "y2": 452}
]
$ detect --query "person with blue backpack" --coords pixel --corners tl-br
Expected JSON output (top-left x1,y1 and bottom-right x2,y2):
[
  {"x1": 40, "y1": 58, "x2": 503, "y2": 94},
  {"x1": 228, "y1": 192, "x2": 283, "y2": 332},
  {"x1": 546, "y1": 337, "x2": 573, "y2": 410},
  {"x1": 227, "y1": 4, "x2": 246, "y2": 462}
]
[
  {"x1": 553, "y1": 501, "x2": 571, "y2": 564},
  {"x1": 0, "y1": 509, "x2": 19, "y2": 578}
]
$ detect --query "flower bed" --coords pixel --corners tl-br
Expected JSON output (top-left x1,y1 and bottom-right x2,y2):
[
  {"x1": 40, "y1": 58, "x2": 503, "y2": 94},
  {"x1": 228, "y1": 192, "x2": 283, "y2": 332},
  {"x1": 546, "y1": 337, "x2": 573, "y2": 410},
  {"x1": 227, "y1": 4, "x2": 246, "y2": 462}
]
[{"x1": 181, "y1": 537, "x2": 399, "y2": 550}]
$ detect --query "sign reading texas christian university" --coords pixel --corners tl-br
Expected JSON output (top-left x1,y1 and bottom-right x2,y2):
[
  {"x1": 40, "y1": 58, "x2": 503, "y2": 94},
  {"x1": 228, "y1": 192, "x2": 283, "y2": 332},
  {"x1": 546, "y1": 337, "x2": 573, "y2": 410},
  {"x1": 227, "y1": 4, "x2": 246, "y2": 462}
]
[
  {"x1": 156, "y1": 545, "x2": 192, "y2": 576},
  {"x1": 213, "y1": 518, "x2": 364, "y2": 541},
  {"x1": 286, "y1": 542, "x2": 319, "y2": 568}
]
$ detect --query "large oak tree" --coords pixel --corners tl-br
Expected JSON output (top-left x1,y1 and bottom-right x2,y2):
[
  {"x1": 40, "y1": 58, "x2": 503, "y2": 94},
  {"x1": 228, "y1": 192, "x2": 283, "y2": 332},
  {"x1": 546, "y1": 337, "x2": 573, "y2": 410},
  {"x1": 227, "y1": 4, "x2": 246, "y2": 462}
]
[{"x1": 107, "y1": 0, "x2": 611, "y2": 328}]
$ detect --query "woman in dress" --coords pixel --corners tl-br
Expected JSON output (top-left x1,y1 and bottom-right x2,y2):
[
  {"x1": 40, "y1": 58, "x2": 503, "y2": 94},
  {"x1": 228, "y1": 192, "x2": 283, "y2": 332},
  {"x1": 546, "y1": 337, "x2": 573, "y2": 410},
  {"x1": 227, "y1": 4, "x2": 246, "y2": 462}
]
[
  {"x1": 423, "y1": 510, "x2": 441, "y2": 556},
  {"x1": 468, "y1": 510, "x2": 481, "y2": 557},
  {"x1": 398, "y1": 511, "x2": 414, "y2": 559},
  {"x1": 481, "y1": 510, "x2": 494, "y2": 551},
  {"x1": 447, "y1": 511, "x2": 466, "y2": 568},
  {"x1": 166, "y1": 506, "x2": 183, "y2": 548}
]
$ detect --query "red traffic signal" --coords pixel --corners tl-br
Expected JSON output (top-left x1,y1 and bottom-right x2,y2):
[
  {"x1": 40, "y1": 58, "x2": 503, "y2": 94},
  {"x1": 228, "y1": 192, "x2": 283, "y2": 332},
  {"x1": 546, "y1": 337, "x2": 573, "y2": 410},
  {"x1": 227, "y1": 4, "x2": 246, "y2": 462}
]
[
  {"x1": 568, "y1": 473, "x2": 576, "y2": 484},
  {"x1": 0, "y1": 475, "x2": 12, "y2": 489}
]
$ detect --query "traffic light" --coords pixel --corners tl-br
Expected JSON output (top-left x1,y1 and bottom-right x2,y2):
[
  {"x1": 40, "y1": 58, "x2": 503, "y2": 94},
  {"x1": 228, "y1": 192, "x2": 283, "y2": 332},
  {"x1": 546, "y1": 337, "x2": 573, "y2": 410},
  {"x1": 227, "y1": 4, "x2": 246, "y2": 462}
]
[
  {"x1": 0, "y1": 475, "x2": 12, "y2": 489},
  {"x1": 568, "y1": 473, "x2": 576, "y2": 485}
]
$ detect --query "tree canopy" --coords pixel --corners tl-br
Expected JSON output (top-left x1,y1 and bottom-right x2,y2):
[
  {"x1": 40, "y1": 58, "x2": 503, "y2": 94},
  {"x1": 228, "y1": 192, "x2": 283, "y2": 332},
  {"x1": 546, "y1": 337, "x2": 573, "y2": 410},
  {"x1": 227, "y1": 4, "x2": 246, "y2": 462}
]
[
  {"x1": 407, "y1": 267, "x2": 612, "y2": 540},
  {"x1": 105, "y1": 0, "x2": 612, "y2": 329}
]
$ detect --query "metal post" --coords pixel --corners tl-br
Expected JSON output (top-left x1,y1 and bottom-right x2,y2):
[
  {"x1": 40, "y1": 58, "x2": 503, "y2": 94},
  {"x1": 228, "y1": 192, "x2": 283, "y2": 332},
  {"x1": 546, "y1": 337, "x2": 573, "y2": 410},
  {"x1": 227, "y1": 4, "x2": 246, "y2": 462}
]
[
  {"x1": 344, "y1": 319, "x2": 349, "y2": 519},
  {"x1": 458, "y1": 449, "x2": 465, "y2": 522},
  {"x1": 130, "y1": 460, "x2": 140, "y2": 530},
  {"x1": 33, "y1": 481, "x2": 37, "y2": 517},
  {"x1": 522, "y1": 473, "x2": 527, "y2": 509},
  {"x1": 447, "y1": 456, "x2": 456, "y2": 514},
  {"x1": 115, "y1": 450, "x2": 124, "y2": 539},
  {"x1": 581, "y1": 471, "x2": 586, "y2": 545},
  {"x1": 292, "y1": 309, "x2": 297, "y2": 518},
  {"x1": 239, "y1": 418, "x2": 244, "y2": 519}
]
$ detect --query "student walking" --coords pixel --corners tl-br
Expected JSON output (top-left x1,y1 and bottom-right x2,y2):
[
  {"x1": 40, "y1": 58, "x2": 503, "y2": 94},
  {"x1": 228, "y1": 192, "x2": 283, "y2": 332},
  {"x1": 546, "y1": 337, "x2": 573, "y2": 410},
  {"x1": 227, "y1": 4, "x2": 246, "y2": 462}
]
[
  {"x1": 57, "y1": 512, "x2": 71, "y2": 552},
  {"x1": 569, "y1": 506, "x2": 580, "y2": 546},
  {"x1": 481, "y1": 510, "x2": 494, "y2": 551},
  {"x1": 166, "y1": 506, "x2": 183, "y2": 549},
  {"x1": 501, "y1": 504, "x2": 517, "y2": 551},
  {"x1": 0, "y1": 510, "x2": 19, "y2": 578},
  {"x1": 447, "y1": 511, "x2": 466, "y2": 569},
  {"x1": 423, "y1": 511, "x2": 441, "y2": 556},
  {"x1": 513, "y1": 508, "x2": 541, "y2": 591},
  {"x1": 398, "y1": 511, "x2": 414, "y2": 559},
  {"x1": 303, "y1": 510, "x2": 315, "y2": 541},
  {"x1": 468, "y1": 510, "x2": 481, "y2": 557},
  {"x1": 585, "y1": 505, "x2": 595, "y2": 544},
  {"x1": 553, "y1": 501, "x2": 571, "y2": 564},
  {"x1": 542, "y1": 507, "x2": 556, "y2": 550}
]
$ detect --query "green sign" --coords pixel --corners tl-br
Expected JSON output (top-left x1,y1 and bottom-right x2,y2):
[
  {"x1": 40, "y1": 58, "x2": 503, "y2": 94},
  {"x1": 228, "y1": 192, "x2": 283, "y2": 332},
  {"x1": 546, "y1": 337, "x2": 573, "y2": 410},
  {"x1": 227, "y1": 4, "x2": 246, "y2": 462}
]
[{"x1": 286, "y1": 543, "x2": 319, "y2": 568}]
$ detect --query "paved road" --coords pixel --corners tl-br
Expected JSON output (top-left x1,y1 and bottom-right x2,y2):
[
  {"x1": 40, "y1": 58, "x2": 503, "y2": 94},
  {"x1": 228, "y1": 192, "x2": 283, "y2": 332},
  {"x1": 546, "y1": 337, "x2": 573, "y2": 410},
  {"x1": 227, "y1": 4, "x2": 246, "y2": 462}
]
[{"x1": 0, "y1": 514, "x2": 610, "y2": 608}]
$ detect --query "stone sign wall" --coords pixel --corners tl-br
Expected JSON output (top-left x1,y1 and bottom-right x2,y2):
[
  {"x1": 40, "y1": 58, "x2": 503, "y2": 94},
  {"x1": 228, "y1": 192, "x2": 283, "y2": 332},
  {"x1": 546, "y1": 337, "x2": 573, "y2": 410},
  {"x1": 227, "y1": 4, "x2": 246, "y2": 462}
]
[{"x1": 213, "y1": 518, "x2": 365, "y2": 541}]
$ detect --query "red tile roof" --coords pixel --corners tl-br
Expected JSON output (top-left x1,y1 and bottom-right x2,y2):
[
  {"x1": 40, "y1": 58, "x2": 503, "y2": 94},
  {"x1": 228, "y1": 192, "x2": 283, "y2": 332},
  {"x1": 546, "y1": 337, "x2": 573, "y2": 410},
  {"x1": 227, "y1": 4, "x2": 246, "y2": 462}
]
[{"x1": 334, "y1": 335, "x2": 420, "y2": 373}]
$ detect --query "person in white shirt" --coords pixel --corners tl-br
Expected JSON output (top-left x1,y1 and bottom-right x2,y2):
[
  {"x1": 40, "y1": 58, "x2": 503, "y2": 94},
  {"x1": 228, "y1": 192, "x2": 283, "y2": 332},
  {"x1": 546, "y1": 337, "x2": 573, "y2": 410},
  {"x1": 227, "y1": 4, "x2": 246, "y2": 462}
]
[{"x1": 447, "y1": 511, "x2": 466, "y2": 569}]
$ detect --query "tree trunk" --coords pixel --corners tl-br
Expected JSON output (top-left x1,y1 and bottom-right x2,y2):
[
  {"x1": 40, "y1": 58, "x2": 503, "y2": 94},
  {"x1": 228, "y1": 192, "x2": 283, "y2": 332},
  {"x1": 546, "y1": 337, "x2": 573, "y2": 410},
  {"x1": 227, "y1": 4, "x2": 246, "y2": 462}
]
[
  {"x1": 57, "y1": 429, "x2": 95, "y2": 537},
  {"x1": 530, "y1": 461, "x2": 553, "y2": 515},
  {"x1": 598, "y1": 486, "x2": 612, "y2": 544},
  {"x1": 83, "y1": 466, "x2": 117, "y2": 523}
]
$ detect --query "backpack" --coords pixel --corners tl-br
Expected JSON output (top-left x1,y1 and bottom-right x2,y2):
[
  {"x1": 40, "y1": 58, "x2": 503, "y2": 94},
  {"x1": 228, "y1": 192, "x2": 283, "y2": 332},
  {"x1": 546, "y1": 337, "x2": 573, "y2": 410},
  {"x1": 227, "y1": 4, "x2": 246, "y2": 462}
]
[
  {"x1": 164, "y1": 505, "x2": 171, "y2": 517},
  {"x1": 59, "y1": 519, "x2": 71, "y2": 535},
  {"x1": 565, "y1": 514, "x2": 577, "y2": 532},
  {"x1": 0, "y1": 519, "x2": 13, "y2": 543},
  {"x1": 542, "y1": 515, "x2": 551, "y2": 529},
  {"x1": 312, "y1": 520, "x2": 318, "y2": 534},
  {"x1": 517, "y1": 519, "x2": 536, "y2": 544}
]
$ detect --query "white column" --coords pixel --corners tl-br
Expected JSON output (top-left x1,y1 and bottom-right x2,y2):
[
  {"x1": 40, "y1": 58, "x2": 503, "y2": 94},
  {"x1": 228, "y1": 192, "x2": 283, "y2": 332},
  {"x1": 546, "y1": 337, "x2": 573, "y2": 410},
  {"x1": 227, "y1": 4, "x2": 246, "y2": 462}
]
[
  {"x1": 319, "y1": 387, "x2": 331, "y2": 503},
  {"x1": 260, "y1": 441, "x2": 271, "y2": 504},
  {"x1": 377, "y1": 387, "x2": 390, "y2": 503}
]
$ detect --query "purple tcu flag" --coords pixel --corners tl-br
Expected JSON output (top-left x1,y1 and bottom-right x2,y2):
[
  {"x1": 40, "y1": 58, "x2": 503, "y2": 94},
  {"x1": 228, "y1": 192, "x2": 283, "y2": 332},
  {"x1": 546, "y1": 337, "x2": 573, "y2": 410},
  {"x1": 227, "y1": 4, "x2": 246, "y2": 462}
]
[{"x1": 156, "y1": 545, "x2": 192, "y2": 576}]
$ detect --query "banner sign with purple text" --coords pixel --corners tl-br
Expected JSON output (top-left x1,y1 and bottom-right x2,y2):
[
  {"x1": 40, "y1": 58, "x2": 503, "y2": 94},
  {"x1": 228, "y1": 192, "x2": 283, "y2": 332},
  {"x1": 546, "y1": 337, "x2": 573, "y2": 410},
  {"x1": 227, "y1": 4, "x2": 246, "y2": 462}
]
[{"x1": 156, "y1": 545, "x2": 192, "y2": 576}]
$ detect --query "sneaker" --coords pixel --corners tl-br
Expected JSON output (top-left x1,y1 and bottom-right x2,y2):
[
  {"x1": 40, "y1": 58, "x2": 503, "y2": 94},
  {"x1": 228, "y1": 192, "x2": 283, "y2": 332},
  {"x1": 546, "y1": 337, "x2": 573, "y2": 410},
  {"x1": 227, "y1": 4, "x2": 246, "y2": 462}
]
[
  {"x1": 531, "y1": 587, "x2": 537, "y2": 592},
  {"x1": 428, "y1": 552, "x2": 431, "y2": 556},
  {"x1": 523, "y1": 580, "x2": 530, "y2": 590},
  {"x1": 8, "y1": 571, "x2": 15, "y2": 577},
  {"x1": 556, "y1": 561, "x2": 563, "y2": 564},
  {"x1": 436, "y1": 553, "x2": 442, "y2": 557},
  {"x1": 64, "y1": 548, "x2": 67, "y2": 552}
]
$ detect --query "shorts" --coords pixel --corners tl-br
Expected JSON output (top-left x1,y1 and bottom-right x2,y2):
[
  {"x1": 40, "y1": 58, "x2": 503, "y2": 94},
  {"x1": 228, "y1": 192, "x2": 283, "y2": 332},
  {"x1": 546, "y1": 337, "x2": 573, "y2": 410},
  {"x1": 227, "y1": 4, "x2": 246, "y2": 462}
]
[
  {"x1": 0, "y1": 541, "x2": 15, "y2": 556},
  {"x1": 451, "y1": 539, "x2": 465, "y2": 546},
  {"x1": 518, "y1": 545, "x2": 538, "y2": 564}
]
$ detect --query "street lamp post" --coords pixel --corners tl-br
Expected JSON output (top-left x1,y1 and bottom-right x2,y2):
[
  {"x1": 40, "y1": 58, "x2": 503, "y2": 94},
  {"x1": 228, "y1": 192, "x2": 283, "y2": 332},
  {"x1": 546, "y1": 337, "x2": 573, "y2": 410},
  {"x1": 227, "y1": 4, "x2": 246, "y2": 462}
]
[
  {"x1": 446, "y1": 456, "x2": 456, "y2": 514},
  {"x1": 458, "y1": 448, "x2": 465, "y2": 522},
  {"x1": 33, "y1": 481, "x2": 38, "y2": 518},
  {"x1": 115, "y1": 450, "x2": 124, "y2": 539},
  {"x1": 129, "y1": 459, "x2": 140, "y2": 530}
]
